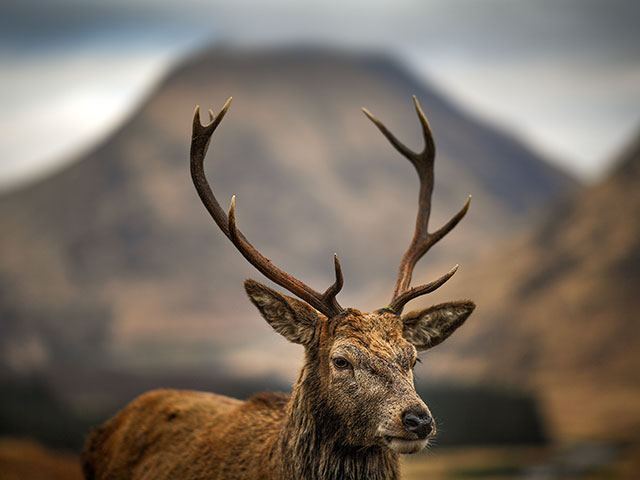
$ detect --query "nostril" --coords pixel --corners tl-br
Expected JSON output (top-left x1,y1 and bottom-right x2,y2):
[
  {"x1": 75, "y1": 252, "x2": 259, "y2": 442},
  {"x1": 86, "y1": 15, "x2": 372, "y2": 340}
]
[
  {"x1": 403, "y1": 412, "x2": 421, "y2": 429},
  {"x1": 424, "y1": 414, "x2": 433, "y2": 430},
  {"x1": 402, "y1": 409, "x2": 433, "y2": 438}
]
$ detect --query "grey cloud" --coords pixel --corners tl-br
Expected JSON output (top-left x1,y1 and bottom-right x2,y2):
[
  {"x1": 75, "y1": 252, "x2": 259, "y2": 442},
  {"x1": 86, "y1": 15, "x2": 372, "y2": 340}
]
[{"x1": 0, "y1": 0, "x2": 638, "y2": 187}]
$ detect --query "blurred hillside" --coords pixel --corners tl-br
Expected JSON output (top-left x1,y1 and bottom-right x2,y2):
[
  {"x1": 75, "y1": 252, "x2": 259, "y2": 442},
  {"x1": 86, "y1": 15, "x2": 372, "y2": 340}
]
[
  {"x1": 0, "y1": 438, "x2": 82, "y2": 480},
  {"x1": 0, "y1": 47, "x2": 575, "y2": 379},
  {"x1": 424, "y1": 132, "x2": 640, "y2": 441}
]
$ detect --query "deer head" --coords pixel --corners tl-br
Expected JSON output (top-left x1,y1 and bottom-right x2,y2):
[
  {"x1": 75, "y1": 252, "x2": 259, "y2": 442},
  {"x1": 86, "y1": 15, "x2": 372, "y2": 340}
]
[{"x1": 190, "y1": 97, "x2": 474, "y2": 455}]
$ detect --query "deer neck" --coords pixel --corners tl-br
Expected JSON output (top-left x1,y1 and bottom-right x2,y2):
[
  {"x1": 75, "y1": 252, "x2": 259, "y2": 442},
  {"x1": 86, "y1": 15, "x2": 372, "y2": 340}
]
[{"x1": 275, "y1": 364, "x2": 400, "y2": 480}]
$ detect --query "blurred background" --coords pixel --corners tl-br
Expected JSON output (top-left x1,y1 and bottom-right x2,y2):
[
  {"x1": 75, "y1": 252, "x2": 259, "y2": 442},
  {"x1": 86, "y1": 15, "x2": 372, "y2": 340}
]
[{"x1": 1, "y1": 1, "x2": 639, "y2": 478}]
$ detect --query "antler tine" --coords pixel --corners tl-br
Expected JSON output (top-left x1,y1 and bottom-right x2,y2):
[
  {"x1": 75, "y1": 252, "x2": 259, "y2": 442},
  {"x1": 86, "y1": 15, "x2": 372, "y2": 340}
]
[
  {"x1": 362, "y1": 96, "x2": 434, "y2": 172},
  {"x1": 191, "y1": 98, "x2": 233, "y2": 239},
  {"x1": 228, "y1": 197, "x2": 344, "y2": 316},
  {"x1": 323, "y1": 254, "x2": 344, "y2": 299},
  {"x1": 190, "y1": 99, "x2": 344, "y2": 318},
  {"x1": 363, "y1": 96, "x2": 471, "y2": 314},
  {"x1": 388, "y1": 265, "x2": 458, "y2": 314}
]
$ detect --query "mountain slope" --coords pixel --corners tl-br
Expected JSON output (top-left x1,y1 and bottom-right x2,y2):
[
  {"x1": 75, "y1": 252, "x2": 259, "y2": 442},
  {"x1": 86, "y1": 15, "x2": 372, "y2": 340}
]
[
  {"x1": 423, "y1": 133, "x2": 640, "y2": 440},
  {"x1": 0, "y1": 47, "x2": 575, "y2": 375}
]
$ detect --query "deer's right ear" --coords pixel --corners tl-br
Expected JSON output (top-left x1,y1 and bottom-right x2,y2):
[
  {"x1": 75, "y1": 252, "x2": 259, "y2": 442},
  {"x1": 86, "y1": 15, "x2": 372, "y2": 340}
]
[{"x1": 244, "y1": 279, "x2": 319, "y2": 345}]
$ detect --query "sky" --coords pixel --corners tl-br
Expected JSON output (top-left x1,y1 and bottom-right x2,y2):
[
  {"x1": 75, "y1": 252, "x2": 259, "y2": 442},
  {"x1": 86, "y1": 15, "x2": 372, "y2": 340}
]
[{"x1": 1, "y1": 0, "x2": 639, "y2": 192}]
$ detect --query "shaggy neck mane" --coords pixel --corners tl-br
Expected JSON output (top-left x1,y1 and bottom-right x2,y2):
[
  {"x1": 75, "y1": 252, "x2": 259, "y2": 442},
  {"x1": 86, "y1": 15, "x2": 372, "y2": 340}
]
[{"x1": 275, "y1": 365, "x2": 399, "y2": 480}]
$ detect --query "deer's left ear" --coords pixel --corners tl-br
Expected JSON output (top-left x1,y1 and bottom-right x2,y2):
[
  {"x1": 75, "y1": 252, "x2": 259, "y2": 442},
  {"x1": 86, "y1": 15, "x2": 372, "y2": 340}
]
[{"x1": 402, "y1": 301, "x2": 475, "y2": 351}]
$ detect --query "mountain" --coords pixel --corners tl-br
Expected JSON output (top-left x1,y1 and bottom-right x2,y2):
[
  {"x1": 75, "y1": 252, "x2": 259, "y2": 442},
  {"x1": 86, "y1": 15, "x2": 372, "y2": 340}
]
[
  {"x1": 422, "y1": 132, "x2": 640, "y2": 441},
  {"x1": 0, "y1": 47, "x2": 575, "y2": 377}
]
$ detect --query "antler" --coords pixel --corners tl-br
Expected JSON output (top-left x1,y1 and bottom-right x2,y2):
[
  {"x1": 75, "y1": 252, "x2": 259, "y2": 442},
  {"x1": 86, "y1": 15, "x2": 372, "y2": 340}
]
[
  {"x1": 190, "y1": 98, "x2": 344, "y2": 317},
  {"x1": 363, "y1": 96, "x2": 471, "y2": 314}
]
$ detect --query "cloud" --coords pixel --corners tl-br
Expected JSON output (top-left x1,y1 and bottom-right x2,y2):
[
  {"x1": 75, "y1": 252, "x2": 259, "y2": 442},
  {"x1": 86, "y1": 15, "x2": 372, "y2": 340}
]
[
  {"x1": 1, "y1": 0, "x2": 638, "y2": 189},
  {"x1": 0, "y1": 41, "x2": 182, "y2": 191}
]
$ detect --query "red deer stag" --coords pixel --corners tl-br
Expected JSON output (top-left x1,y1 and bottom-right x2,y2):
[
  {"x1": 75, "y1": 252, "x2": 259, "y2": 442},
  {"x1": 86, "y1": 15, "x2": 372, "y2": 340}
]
[{"x1": 82, "y1": 96, "x2": 475, "y2": 480}]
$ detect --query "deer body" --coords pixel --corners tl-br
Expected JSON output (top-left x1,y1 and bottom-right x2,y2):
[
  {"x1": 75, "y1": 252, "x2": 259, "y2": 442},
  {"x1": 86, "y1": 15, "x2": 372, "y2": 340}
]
[
  {"x1": 83, "y1": 377, "x2": 401, "y2": 480},
  {"x1": 83, "y1": 388, "x2": 398, "y2": 480},
  {"x1": 83, "y1": 97, "x2": 475, "y2": 480}
]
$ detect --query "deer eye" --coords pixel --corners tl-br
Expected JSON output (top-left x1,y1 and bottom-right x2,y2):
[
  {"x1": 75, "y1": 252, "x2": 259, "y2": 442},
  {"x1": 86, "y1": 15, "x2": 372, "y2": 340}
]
[{"x1": 332, "y1": 357, "x2": 350, "y2": 369}]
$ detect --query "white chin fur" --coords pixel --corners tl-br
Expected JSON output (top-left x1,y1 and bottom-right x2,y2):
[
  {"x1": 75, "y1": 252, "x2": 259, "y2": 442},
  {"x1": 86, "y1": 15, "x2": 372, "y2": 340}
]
[{"x1": 386, "y1": 437, "x2": 428, "y2": 454}]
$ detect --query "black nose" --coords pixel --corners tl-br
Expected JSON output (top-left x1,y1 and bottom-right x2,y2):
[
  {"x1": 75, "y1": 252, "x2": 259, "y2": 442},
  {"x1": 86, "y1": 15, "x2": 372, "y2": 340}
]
[{"x1": 402, "y1": 408, "x2": 433, "y2": 438}]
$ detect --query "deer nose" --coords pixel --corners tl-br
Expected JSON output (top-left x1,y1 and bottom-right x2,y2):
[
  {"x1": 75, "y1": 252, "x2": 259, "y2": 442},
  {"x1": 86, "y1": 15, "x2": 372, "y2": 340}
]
[{"x1": 402, "y1": 408, "x2": 433, "y2": 438}]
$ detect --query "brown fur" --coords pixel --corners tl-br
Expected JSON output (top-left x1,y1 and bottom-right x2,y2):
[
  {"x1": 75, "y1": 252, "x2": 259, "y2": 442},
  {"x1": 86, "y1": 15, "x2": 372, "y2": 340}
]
[{"x1": 82, "y1": 280, "x2": 474, "y2": 479}]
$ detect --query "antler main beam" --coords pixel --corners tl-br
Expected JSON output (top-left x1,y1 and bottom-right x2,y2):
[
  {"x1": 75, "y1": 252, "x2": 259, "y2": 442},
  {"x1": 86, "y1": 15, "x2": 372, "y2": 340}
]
[
  {"x1": 363, "y1": 96, "x2": 471, "y2": 314},
  {"x1": 190, "y1": 98, "x2": 344, "y2": 317}
]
